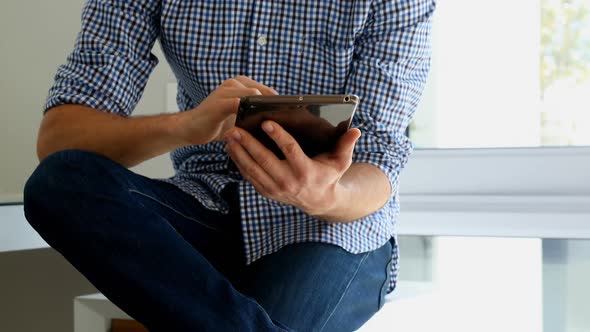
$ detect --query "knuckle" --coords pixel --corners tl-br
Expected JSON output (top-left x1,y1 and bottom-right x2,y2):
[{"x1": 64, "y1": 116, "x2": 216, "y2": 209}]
[
  {"x1": 248, "y1": 88, "x2": 261, "y2": 95},
  {"x1": 223, "y1": 78, "x2": 239, "y2": 86},
  {"x1": 258, "y1": 156, "x2": 273, "y2": 170},
  {"x1": 282, "y1": 142, "x2": 298, "y2": 156},
  {"x1": 285, "y1": 184, "x2": 298, "y2": 195},
  {"x1": 278, "y1": 180, "x2": 297, "y2": 195},
  {"x1": 276, "y1": 178, "x2": 290, "y2": 191},
  {"x1": 245, "y1": 165, "x2": 259, "y2": 176},
  {"x1": 297, "y1": 171, "x2": 311, "y2": 184},
  {"x1": 229, "y1": 97, "x2": 240, "y2": 109}
]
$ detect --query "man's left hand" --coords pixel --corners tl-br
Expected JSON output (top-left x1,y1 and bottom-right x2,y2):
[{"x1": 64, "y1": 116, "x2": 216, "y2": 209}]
[{"x1": 224, "y1": 121, "x2": 361, "y2": 221}]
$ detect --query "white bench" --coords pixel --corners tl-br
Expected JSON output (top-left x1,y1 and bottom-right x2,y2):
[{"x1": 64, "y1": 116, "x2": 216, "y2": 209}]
[{"x1": 74, "y1": 281, "x2": 436, "y2": 332}]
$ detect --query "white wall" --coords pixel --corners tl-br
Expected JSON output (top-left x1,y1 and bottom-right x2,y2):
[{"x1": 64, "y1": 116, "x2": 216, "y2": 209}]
[{"x1": 0, "y1": 0, "x2": 176, "y2": 203}]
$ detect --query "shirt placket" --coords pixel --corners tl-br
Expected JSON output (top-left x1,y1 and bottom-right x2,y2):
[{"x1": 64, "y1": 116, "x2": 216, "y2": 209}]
[{"x1": 247, "y1": 1, "x2": 272, "y2": 79}]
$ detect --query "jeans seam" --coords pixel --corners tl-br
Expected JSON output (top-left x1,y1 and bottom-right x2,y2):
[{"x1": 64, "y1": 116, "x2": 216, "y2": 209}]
[
  {"x1": 378, "y1": 258, "x2": 393, "y2": 310},
  {"x1": 318, "y1": 252, "x2": 370, "y2": 332},
  {"x1": 128, "y1": 189, "x2": 221, "y2": 231}
]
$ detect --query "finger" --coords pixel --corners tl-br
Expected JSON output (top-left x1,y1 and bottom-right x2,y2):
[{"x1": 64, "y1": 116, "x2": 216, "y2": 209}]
[
  {"x1": 210, "y1": 113, "x2": 237, "y2": 142},
  {"x1": 225, "y1": 135, "x2": 281, "y2": 194},
  {"x1": 233, "y1": 75, "x2": 279, "y2": 95},
  {"x1": 221, "y1": 78, "x2": 247, "y2": 88},
  {"x1": 218, "y1": 87, "x2": 262, "y2": 97},
  {"x1": 225, "y1": 127, "x2": 292, "y2": 183},
  {"x1": 210, "y1": 96, "x2": 241, "y2": 116},
  {"x1": 214, "y1": 87, "x2": 261, "y2": 116},
  {"x1": 332, "y1": 128, "x2": 361, "y2": 166},
  {"x1": 232, "y1": 156, "x2": 273, "y2": 198},
  {"x1": 260, "y1": 121, "x2": 310, "y2": 175}
]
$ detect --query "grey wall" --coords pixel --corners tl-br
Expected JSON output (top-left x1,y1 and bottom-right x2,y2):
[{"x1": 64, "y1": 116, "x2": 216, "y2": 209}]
[
  {"x1": 0, "y1": 249, "x2": 98, "y2": 332},
  {"x1": 0, "y1": 0, "x2": 176, "y2": 203}
]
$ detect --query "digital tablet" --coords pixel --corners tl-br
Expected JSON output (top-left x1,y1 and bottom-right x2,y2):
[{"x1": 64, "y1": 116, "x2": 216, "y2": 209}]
[{"x1": 235, "y1": 94, "x2": 359, "y2": 159}]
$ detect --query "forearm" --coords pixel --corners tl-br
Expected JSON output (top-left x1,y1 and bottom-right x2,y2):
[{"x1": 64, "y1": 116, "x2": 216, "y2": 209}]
[
  {"x1": 37, "y1": 104, "x2": 185, "y2": 168},
  {"x1": 319, "y1": 163, "x2": 392, "y2": 223}
]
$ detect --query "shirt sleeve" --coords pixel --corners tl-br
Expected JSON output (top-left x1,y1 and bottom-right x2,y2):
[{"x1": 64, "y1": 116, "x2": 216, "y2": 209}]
[
  {"x1": 345, "y1": 0, "x2": 436, "y2": 198},
  {"x1": 44, "y1": 0, "x2": 161, "y2": 116}
]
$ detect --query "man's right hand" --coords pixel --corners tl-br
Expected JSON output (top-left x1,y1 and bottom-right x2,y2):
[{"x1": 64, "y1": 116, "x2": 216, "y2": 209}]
[
  {"x1": 37, "y1": 76, "x2": 277, "y2": 168},
  {"x1": 175, "y1": 76, "x2": 278, "y2": 146}
]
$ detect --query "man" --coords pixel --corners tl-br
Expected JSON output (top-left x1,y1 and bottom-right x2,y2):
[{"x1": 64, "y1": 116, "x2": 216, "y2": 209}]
[{"x1": 24, "y1": 0, "x2": 435, "y2": 330}]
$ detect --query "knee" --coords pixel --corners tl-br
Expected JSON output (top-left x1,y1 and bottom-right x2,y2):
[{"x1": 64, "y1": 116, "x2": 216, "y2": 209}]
[
  {"x1": 25, "y1": 149, "x2": 95, "y2": 198},
  {"x1": 23, "y1": 149, "x2": 112, "y2": 229}
]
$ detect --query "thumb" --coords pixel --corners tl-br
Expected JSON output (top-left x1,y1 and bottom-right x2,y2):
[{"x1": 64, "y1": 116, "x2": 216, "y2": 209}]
[{"x1": 333, "y1": 128, "x2": 361, "y2": 163}]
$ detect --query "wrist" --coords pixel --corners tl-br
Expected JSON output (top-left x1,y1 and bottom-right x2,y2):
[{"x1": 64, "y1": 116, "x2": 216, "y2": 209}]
[
  {"x1": 166, "y1": 112, "x2": 192, "y2": 146},
  {"x1": 309, "y1": 182, "x2": 354, "y2": 223}
]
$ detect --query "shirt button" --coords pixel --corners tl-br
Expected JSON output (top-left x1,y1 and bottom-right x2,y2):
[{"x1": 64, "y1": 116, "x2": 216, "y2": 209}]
[{"x1": 257, "y1": 35, "x2": 268, "y2": 46}]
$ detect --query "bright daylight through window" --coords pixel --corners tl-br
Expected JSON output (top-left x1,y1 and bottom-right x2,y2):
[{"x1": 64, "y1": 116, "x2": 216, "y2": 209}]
[{"x1": 410, "y1": 0, "x2": 590, "y2": 149}]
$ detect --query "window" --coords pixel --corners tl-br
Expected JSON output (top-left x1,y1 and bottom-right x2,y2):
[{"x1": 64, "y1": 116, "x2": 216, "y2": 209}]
[
  {"x1": 394, "y1": 4, "x2": 590, "y2": 330},
  {"x1": 410, "y1": 0, "x2": 590, "y2": 149}
]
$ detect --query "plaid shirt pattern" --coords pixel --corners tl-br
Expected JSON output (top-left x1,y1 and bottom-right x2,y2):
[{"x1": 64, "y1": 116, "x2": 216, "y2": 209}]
[{"x1": 45, "y1": 0, "x2": 435, "y2": 293}]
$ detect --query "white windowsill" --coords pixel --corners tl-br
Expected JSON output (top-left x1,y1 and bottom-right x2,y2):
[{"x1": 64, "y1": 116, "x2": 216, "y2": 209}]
[
  {"x1": 400, "y1": 146, "x2": 590, "y2": 196},
  {"x1": 398, "y1": 194, "x2": 590, "y2": 239},
  {"x1": 402, "y1": 194, "x2": 590, "y2": 213},
  {"x1": 0, "y1": 204, "x2": 48, "y2": 253}
]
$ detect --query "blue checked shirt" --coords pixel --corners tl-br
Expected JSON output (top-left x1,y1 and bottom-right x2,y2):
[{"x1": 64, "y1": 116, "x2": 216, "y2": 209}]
[{"x1": 45, "y1": 0, "x2": 434, "y2": 293}]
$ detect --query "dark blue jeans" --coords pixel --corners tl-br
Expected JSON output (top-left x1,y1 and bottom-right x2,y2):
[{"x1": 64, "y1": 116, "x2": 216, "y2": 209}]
[{"x1": 23, "y1": 149, "x2": 392, "y2": 332}]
